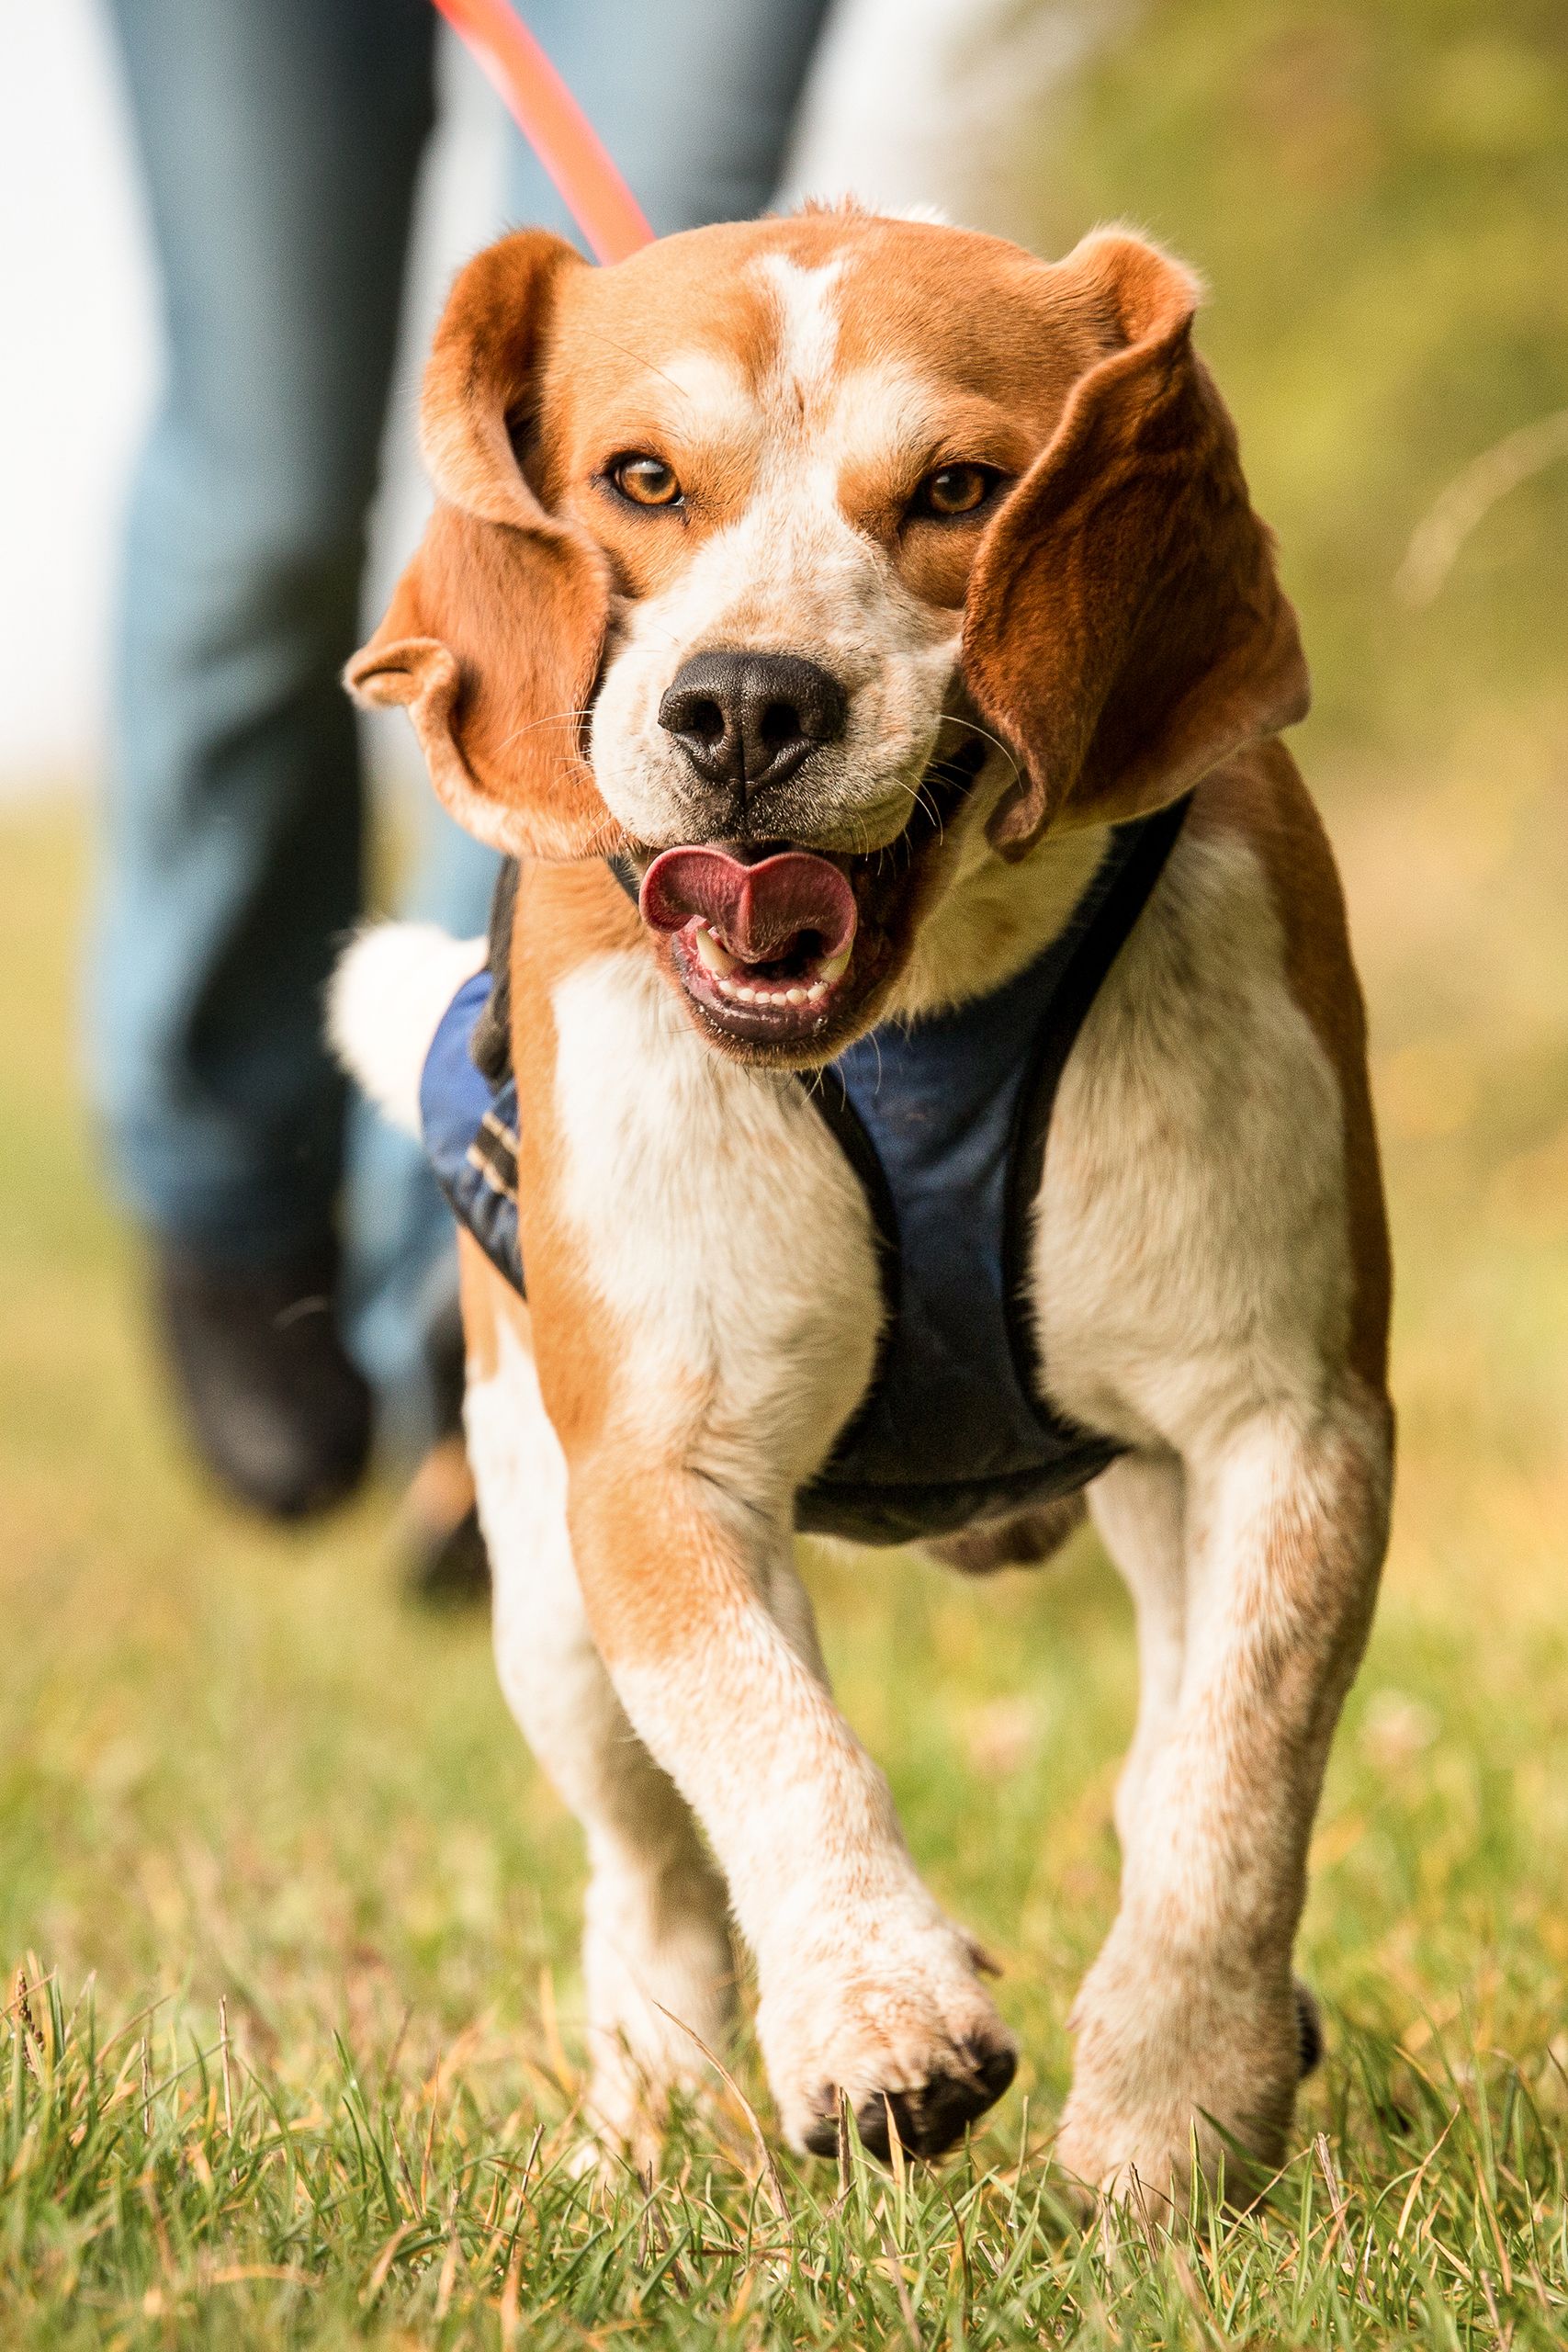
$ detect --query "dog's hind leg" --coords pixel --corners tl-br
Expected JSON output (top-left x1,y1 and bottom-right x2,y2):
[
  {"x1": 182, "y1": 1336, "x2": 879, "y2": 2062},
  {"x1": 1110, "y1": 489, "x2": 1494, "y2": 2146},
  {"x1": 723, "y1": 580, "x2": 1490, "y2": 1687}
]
[
  {"x1": 1086, "y1": 1453, "x2": 1189, "y2": 1851},
  {"x1": 458, "y1": 1239, "x2": 735, "y2": 2162},
  {"x1": 1056, "y1": 1394, "x2": 1392, "y2": 2207}
]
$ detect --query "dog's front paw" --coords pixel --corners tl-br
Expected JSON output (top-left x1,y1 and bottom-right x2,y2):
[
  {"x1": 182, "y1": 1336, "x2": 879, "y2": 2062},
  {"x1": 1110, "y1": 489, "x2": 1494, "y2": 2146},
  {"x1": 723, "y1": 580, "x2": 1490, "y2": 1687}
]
[
  {"x1": 1056, "y1": 1939, "x2": 1302, "y2": 2210},
  {"x1": 757, "y1": 1906, "x2": 1016, "y2": 2160}
]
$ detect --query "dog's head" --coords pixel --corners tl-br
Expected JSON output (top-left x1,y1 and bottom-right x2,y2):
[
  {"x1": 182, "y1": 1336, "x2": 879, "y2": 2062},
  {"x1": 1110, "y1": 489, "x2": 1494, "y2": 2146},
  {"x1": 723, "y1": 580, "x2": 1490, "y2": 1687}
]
[{"x1": 350, "y1": 209, "x2": 1305, "y2": 1063}]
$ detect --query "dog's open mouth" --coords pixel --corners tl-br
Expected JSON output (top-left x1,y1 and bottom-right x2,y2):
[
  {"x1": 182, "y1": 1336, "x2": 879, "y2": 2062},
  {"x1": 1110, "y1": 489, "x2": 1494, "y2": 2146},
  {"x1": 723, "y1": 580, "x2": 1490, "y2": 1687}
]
[
  {"x1": 637, "y1": 739, "x2": 987, "y2": 1055},
  {"x1": 640, "y1": 845, "x2": 866, "y2": 1043}
]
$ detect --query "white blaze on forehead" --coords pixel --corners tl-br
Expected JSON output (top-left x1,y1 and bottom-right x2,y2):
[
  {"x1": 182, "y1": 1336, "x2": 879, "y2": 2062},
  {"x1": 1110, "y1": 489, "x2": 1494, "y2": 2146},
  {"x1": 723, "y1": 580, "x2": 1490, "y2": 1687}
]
[
  {"x1": 654, "y1": 266, "x2": 930, "y2": 482},
  {"x1": 749, "y1": 259, "x2": 935, "y2": 482},
  {"x1": 751, "y1": 254, "x2": 846, "y2": 407}
]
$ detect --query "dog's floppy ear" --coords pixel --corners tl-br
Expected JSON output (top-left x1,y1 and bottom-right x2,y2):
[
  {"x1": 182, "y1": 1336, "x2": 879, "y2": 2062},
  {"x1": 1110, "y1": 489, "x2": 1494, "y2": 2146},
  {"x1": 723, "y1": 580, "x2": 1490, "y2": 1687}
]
[
  {"x1": 963, "y1": 231, "x2": 1309, "y2": 854},
  {"x1": 346, "y1": 230, "x2": 615, "y2": 862}
]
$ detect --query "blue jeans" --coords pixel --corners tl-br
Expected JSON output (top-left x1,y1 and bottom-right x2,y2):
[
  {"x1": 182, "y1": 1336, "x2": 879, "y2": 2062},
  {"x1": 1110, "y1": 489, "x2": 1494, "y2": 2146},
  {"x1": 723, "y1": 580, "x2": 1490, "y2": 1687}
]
[{"x1": 96, "y1": 0, "x2": 828, "y2": 1441}]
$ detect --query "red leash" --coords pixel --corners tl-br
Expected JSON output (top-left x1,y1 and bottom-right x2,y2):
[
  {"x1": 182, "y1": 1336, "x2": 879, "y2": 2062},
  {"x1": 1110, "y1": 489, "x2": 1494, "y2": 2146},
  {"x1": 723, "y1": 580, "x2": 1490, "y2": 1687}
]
[{"x1": 431, "y1": 0, "x2": 654, "y2": 264}]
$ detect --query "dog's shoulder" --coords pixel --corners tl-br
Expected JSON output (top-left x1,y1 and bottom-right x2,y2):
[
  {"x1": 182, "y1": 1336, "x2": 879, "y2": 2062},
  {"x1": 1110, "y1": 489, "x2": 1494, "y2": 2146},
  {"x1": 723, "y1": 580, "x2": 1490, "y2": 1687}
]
[
  {"x1": 1188, "y1": 741, "x2": 1366, "y2": 1046},
  {"x1": 1033, "y1": 742, "x2": 1389, "y2": 1442}
]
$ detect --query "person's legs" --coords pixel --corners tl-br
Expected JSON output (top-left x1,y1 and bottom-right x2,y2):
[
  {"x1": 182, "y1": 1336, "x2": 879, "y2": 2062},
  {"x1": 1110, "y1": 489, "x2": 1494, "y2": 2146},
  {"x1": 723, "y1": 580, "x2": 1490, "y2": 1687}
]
[{"x1": 98, "y1": 0, "x2": 435, "y2": 1511}]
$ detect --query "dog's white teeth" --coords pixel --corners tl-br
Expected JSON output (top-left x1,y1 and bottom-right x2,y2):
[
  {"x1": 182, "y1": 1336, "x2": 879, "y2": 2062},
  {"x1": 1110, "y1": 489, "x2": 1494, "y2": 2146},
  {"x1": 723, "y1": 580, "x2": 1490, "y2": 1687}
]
[
  {"x1": 708, "y1": 967, "x2": 827, "y2": 1013},
  {"x1": 694, "y1": 927, "x2": 736, "y2": 977},
  {"x1": 812, "y1": 944, "x2": 852, "y2": 985}
]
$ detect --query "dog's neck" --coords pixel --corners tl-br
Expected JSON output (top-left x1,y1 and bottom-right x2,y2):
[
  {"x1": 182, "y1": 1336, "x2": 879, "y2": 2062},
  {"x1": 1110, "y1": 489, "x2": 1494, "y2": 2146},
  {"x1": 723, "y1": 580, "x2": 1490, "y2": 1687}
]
[{"x1": 885, "y1": 758, "x2": 1114, "y2": 1025}]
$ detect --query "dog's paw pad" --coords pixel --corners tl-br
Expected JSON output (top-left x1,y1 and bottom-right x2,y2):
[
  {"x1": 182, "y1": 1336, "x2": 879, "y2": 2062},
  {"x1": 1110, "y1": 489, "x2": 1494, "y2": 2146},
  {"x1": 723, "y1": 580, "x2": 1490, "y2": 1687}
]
[{"x1": 802, "y1": 2032, "x2": 1017, "y2": 2162}]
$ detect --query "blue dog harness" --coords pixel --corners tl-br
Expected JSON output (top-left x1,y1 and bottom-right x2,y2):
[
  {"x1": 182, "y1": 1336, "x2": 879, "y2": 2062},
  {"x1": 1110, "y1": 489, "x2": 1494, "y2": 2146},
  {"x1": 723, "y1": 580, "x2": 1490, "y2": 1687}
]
[{"x1": 422, "y1": 797, "x2": 1189, "y2": 1546}]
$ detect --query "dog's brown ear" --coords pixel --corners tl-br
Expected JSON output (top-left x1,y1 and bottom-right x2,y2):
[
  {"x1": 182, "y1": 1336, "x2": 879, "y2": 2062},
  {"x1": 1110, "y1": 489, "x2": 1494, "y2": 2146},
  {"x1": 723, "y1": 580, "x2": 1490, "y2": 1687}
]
[
  {"x1": 346, "y1": 230, "x2": 615, "y2": 863},
  {"x1": 963, "y1": 231, "x2": 1309, "y2": 854}
]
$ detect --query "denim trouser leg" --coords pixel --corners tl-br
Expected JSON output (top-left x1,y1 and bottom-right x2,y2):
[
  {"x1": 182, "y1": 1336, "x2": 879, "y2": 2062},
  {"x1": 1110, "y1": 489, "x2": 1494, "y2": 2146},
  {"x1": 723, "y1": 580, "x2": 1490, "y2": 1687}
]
[
  {"x1": 346, "y1": 0, "x2": 832, "y2": 1444},
  {"x1": 517, "y1": 0, "x2": 832, "y2": 235},
  {"x1": 96, "y1": 0, "x2": 436, "y2": 1267}
]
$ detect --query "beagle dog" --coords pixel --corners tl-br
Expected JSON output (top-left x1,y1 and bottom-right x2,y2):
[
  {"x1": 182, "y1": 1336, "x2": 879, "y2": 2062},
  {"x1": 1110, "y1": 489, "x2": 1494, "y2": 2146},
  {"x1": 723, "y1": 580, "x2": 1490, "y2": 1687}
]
[{"x1": 333, "y1": 204, "x2": 1393, "y2": 2201}]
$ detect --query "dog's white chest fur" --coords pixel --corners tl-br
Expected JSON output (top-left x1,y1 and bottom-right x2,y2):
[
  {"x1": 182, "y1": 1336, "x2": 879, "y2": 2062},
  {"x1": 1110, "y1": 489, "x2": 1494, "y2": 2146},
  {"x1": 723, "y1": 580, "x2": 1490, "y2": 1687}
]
[{"x1": 549, "y1": 953, "x2": 884, "y2": 1509}]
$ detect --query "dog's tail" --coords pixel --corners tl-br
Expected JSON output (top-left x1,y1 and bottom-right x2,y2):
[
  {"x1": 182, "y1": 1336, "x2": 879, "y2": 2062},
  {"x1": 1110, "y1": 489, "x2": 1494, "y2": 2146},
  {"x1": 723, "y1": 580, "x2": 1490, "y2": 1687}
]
[{"x1": 329, "y1": 923, "x2": 486, "y2": 1139}]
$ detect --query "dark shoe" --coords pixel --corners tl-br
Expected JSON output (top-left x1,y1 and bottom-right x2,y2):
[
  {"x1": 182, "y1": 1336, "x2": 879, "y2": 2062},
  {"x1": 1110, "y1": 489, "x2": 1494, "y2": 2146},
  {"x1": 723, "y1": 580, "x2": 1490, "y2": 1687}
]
[
  {"x1": 401, "y1": 1433, "x2": 491, "y2": 1606},
  {"x1": 153, "y1": 1242, "x2": 372, "y2": 1521}
]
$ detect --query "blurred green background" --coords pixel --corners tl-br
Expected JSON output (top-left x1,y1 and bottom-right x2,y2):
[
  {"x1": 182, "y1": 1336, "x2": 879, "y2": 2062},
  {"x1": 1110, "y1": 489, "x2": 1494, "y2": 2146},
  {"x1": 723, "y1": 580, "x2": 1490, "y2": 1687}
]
[{"x1": 1057, "y1": 0, "x2": 1568, "y2": 756}]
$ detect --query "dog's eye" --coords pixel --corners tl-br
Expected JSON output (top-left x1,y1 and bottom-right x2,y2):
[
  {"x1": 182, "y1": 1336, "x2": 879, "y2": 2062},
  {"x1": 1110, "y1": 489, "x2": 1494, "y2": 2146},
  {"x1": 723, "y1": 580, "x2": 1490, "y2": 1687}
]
[
  {"x1": 609, "y1": 453, "x2": 682, "y2": 508},
  {"x1": 914, "y1": 463, "x2": 1002, "y2": 519}
]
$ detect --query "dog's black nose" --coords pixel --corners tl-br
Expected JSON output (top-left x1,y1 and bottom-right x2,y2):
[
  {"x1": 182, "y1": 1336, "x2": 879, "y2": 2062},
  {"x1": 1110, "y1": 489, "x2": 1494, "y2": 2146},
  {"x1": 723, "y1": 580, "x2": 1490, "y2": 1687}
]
[{"x1": 659, "y1": 651, "x2": 847, "y2": 799}]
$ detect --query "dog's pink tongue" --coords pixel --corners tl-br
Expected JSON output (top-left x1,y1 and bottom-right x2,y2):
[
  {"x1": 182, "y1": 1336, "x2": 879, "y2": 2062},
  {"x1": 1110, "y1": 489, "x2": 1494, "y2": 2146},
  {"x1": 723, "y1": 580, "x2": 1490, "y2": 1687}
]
[{"x1": 639, "y1": 847, "x2": 857, "y2": 963}]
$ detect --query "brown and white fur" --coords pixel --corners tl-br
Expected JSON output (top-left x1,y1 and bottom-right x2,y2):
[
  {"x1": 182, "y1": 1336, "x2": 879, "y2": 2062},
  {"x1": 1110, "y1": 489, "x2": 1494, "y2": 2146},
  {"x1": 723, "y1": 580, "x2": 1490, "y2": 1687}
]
[{"x1": 331, "y1": 207, "x2": 1393, "y2": 2203}]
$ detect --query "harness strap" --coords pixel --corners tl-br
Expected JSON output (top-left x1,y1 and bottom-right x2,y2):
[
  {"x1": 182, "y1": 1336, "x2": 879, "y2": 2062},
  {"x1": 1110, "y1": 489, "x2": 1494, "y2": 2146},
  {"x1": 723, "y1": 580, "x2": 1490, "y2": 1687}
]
[
  {"x1": 483, "y1": 807, "x2": 1188, "y2": 1347},
  {"x1": 472, "y1": 857, "x2": 521, "y2": 1086},
  {"x1": 792, "y1": 796, "x2": 1191, "y2": 1544},
  {"x1": 430, "y1": 0, "x2": 653, "y2": 265},
  {"x1": 456, "y1": 800, "x2": 1190, "y2": 1547}
]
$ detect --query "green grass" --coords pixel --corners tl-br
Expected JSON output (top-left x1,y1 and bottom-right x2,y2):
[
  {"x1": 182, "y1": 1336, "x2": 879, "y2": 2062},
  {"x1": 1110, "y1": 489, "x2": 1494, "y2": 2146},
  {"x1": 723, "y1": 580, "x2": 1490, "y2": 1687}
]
[
  {"x1": 8, "y1": 1966, "x2": 1568, "y2": 2352},
  {"x1": 6, "y1": 4, "x2": 1568, "y2": 2337}
]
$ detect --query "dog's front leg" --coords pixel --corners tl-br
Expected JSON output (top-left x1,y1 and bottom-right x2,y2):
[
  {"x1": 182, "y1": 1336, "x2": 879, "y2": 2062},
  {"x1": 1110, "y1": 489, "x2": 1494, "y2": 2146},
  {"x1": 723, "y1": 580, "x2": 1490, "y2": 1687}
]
[
  {"x1": 460, "y1": 1242, "x2": 736, "y2": 2160},
  {"x1": 1059, "y1": 1394, "x2": 1392, "y2": 2206},
  {"x1": 566, "y1": 1454, "x2": 1016, "y2": 2158},
  {"x1": 507, "y1": 933, "x2": 1014, "y2": 2157}
]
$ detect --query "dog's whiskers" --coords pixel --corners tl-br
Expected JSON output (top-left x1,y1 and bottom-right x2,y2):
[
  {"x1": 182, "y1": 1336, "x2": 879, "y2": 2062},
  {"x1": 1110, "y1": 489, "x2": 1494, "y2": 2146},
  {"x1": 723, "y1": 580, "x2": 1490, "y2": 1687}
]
[
  {"x1": 942, "y1": 714, "x2": 1021, "y2": 785},
  {"x1": 491, "y1": 707, "x2": 596, "y2": 757}
]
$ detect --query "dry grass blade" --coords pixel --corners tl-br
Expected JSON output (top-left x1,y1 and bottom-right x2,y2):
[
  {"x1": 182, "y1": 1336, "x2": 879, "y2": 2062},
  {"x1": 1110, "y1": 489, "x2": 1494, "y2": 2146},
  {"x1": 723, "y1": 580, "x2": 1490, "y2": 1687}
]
[
  {"x1": 218, "y1": 1993, "x2": 233, "y2": 2135},
  {"x1": 1315, "y1": 2130, "x2": 1351, "y2": 2261},
  {"x1": 649, "y1": 1998, "x2": 795, "y2": 2245},
  {"x1": 361, "y1": 2219, "x2": 416, "y2": 2307},
  {"x1": 11, "y1": 1971, "x2": 45, "y2": 2082},
  {"x1": 1395, "y1": 407, "x2": 1568, "y2": 607},
  {"x1": 881, "y1": 2222, "x2": 924, "y2": 2348}
]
